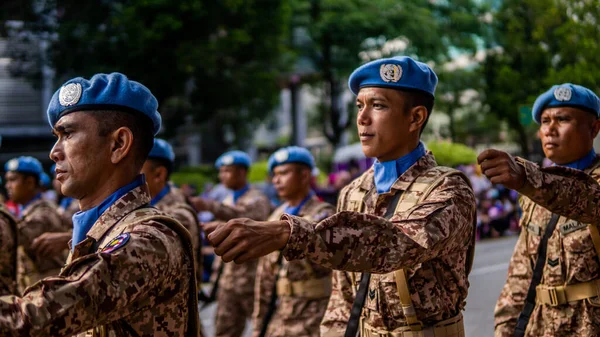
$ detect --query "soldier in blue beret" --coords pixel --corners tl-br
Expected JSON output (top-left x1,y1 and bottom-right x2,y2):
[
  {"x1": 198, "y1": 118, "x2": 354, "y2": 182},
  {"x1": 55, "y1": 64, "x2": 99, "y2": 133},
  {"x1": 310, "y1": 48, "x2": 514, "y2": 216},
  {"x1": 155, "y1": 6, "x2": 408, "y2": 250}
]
[
  {"x1": 254, "y1": 147, "x2": 335, "y2": 337},
  {"x1": 4, "y1": 156, "x2": 65, "y2": 293},
  {"x1": 479, "y1": 83, "x2": 600, "y2": 337},
  {"x1": 141, "y1": 138, "x2": 203, "y2": 291},
  {"x1": 204, "y1": 56, "x2": 477, "y2": 337},
  {"x1": 0, "y1": 73, "x2": 200, "y2": 336},
  {"x1": 190, "y1": 149, "x2": 271, "y2": 337}
]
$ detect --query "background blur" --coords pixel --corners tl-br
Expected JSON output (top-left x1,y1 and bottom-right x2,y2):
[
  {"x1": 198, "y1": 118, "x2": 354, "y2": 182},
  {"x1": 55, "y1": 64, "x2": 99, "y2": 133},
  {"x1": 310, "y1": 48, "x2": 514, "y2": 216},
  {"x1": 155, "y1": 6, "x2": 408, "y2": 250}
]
[{"x1": 2, "y1": 1, "x2": 598, "y2": 335}]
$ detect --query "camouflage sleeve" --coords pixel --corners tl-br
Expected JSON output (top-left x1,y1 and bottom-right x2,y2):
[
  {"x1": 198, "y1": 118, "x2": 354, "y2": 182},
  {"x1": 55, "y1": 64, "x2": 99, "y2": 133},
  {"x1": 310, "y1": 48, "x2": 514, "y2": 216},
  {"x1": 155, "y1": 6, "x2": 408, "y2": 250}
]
[
  {"x1": 17, "y1": 218, "x2": 47, "y2": 253},
  {"x1": 517, "y1": 157, "x2": 600, "y2": 225},
  {"x1": 281, "y1": 175, "x2": 476, "y2": 274},
  {"x1": 205, "y1": 195, "x2": 271, "y2": 222},
  {"x1": 251, "y1": 254, "x2": 277, "y2": 337},
  {"x1": 0, "y1": 222, "x2": 187, "y2": 337},
  {"x1": 494, "y1": 228, "x2": 531, "y2": 337},
  {"x1": 320, "y1": 270, "x2": 354, "y2": 337},
  {"x1": 170, "y1": 206, "x2": 202, "y2": 273},
  {"x1": 0, "y1": 217, "x2": 16, "y2": 296}
]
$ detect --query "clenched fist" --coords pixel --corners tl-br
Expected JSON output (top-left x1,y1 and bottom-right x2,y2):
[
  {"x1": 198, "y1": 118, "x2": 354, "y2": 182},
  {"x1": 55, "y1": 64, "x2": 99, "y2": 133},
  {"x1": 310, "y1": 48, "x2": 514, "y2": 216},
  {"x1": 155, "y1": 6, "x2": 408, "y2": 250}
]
[
  {"x1": 204, "y1": 218, "x2": 290, "y2": 264},
  {"x1": 477, "y1": 149, "x2": 527, "y2": 190}
]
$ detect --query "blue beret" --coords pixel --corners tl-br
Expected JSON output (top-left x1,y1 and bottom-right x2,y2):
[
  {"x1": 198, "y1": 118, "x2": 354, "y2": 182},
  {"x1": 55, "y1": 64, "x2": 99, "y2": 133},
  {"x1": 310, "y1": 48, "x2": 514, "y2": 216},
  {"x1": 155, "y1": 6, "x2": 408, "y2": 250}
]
[
  {"x1": 215, "y1": 151, "x2": 251, "y2": 169},
  {"x1": 148, "y1": 138, "x2": 175, "y2": 163},
  {"x1": 39, "y1": 172, "x2": 51, "y2": 188},
  {"x1": 5, "y1": 156, "x2": 43, "y2": 177},
  {"x1": 532, "y1": 83, "x2": 600, "y2": 123},
  {"x1": 268, "y1": 146, "x2": 315, "y2": 174},
  {"x1": 47, "y1": 72, "x2": 162, "y2": 135},
  {"x1": 348, "y1": 56, "x2": 438, "y2": 97}
]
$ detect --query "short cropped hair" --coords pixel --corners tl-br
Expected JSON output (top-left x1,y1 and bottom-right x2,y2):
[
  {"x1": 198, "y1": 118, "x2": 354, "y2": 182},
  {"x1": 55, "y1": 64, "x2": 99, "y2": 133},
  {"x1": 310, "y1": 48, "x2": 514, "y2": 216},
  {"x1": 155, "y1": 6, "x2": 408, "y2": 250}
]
[{"x1": 86, "y1": 110, "x2": 154, "y2": 169}]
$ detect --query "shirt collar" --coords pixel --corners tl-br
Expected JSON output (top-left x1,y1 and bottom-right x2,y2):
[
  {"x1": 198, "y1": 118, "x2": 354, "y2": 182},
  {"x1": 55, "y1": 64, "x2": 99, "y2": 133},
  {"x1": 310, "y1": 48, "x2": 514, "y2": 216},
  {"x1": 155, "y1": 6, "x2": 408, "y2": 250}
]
[
  {"x1": 150, "y1": 184, "x2": 171, "y2": 206},
  {"x1": 71, "y1": 175, "x2": 146, "y2": 249},
  {"x1": 373, "y1": 142, "x2": 427, "y2": 194},
  {"x1": 556, "y1": 149, "x2": 597, "y2": 170},
  {"x1": 232, "y1": 184, "x2": 250, "y2": 203},
  {"x1": 283, "y1": 191, "x2": 315, "y2": 216}
]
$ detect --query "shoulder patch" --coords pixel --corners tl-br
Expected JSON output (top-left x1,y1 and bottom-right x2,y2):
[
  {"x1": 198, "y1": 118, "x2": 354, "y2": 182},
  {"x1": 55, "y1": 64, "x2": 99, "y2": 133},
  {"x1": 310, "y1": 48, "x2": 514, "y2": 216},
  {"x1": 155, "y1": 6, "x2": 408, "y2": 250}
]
[{"x1": 101, "y1": 233, "x2": 130, "y2": 254}]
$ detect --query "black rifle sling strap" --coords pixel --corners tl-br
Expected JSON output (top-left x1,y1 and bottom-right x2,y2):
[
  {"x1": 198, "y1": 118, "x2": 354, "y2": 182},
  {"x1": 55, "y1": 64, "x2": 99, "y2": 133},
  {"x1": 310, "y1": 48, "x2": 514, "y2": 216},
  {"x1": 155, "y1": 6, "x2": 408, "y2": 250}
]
[
  {"x1": 513, "y1": 213, "x2": 560, "y2": 337},
  {"x1": 344, "y1": 191, "x2": 402, "y2": 337},
  {"x1": 199, "y1": 261, "x2": 225, "y2": 306},
  {"x1": 258, "y1": 252, "x2": 284, "y2": 337}
]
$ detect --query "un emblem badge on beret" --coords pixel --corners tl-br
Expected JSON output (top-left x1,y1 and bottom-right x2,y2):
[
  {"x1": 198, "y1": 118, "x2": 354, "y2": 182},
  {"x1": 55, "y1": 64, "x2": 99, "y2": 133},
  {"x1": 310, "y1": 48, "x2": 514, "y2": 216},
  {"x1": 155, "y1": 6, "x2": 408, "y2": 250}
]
[
  {"x1": 58, "y1": 83, "x2": 82, "y2": 107},
  {"x1": 380, "y1": 64, "x2": 402, "y2": 83},
  {"x1": 6, "y1": 159, "x2": 18, "y2": 171},
  {"x1": 554, "y1": 87, "x2": 572, "y2": 102},
  {"x1": 274, "y1": 149, "x2": 289, "y2": 163},
  {"x1": 221, "y1": 155, "x2": 234, "y2": 165}
]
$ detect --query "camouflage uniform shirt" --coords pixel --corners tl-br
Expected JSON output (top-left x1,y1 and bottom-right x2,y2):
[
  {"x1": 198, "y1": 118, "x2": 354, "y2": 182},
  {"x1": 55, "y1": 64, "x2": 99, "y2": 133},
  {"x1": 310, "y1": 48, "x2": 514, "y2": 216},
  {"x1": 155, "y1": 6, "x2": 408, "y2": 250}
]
[
  {"x1": 495, "y1": 156, "x2": 600, "y2": 337},
  {"x1": 16, "y1": 197, "x2": 66, "y2": 293},
  {"x1": 154, "y1": 184, "x2": 203, "y2": 287},
  {"x1": 0, "y1": 205, "x2": 17, "y2": 296},
  {"x1": 252, "y1": 195, "x2": 335, "y2": 337},
  {"x1": 0, "y1": 184, "x2": 199, "y2": 337},
  {"x1": 279, "y1": 153, "x2": 476, "y2": 336},
  {"x1": 208, "y1": 187, "x2": 271, "y2": 337}
]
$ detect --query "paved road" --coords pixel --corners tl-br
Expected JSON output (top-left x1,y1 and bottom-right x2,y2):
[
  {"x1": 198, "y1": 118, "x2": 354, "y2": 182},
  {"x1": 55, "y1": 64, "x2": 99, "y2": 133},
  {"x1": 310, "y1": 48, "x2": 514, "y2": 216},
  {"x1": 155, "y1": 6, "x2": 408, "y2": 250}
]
[{"x1": 200, "y1": 235, "x2": 519, "y2": 337}]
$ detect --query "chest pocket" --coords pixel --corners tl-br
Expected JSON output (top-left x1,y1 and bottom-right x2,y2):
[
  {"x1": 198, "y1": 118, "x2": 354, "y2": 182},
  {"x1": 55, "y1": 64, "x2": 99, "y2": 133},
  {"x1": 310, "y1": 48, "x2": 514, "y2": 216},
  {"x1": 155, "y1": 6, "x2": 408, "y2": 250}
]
[{"x1": 561, "y1": 221, "x2": 600, "y2": 283}]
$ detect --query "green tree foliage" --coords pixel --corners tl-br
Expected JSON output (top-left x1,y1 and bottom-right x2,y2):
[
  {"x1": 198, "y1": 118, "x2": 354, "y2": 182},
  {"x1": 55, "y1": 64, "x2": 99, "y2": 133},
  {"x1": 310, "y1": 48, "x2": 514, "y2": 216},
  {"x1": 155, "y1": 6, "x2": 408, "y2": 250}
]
[
  {"x1": 291, "y1": 0, "x2": 485, "y2": 147},
  {"x1": 426, "y1": 140, "x2": 477, "y2": 167},
  {"x1": 10, "y1": 0, "x2": 292, "y2": 158},
  {"x1": 482, "y1": 0, "x2": 600, "y2": 157}
]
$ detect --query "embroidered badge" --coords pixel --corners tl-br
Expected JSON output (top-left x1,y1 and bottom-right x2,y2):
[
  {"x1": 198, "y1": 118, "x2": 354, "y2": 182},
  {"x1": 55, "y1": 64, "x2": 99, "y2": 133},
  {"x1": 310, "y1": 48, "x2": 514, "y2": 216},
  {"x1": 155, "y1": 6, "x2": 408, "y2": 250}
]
[
  {"x1": 526, "y1": 223, "x2": 541, "y2": 236},
  {"x1": 368, "y1": 288, "x2": 376, "y2": 300},
  {"x1": 547, "y1": 258, "x2": 559, "y2": 267},
  {"x1": 101, "y1": 233, "x2": 130, "y2": 254},
  {"x1": 221, "y1": 155, "x2": 234, "y2": 165},
  {"x1": 380, "y1": 64, "x2": 402, "y2": 83},
  {"x1": 6, "y1": 159, "x2": 18, "y2": 171},
  {"x1": 59, "y1": 83, "x2": 83, "y2": 106},
  {"x1": 274, "y1": 149, "x2": 289, "y2": 163},
  {"x1": 554, "y1": 87, "x2": 572, "y2": 102},
  {"x1": 559, "y1": 220, "x2": 587, "y2": 236}
]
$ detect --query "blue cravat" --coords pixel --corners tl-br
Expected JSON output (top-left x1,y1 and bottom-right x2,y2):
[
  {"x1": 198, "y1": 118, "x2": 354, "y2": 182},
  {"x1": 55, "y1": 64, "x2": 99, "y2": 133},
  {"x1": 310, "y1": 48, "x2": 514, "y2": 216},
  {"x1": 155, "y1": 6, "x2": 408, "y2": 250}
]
[
  {"x1": 150, "y1": 185, "x2": 171, "y2": 206},
  {"x1": 232, "y1": 184, "x2": 250, "y2": 203},
  {"x1": 71, "y1": 175, "x2": 145, "y2": 248},
  {"x1": 557, "y1": 149, "x2": 596, "y2": 170},
  {"x1": 284, "y1": 191, "x2": 315, "y2": 216},
  {"x1": 373, "y1": 142, "x2": 426, "y2": 194}
]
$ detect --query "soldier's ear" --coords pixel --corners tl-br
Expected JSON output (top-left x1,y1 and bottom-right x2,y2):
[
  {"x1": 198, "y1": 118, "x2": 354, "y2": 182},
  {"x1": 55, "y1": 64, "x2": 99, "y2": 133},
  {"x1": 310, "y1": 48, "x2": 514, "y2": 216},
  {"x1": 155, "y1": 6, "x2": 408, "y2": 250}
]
[
  {"x1": 591, "y1": 118, "x2": 600, "y2": 139},
  {"x1": 408, "y1": 106, "x2": 428, "y2": 134},
  {"x1": 109, "y1": 127, "x2": 134, "y2": 165}
]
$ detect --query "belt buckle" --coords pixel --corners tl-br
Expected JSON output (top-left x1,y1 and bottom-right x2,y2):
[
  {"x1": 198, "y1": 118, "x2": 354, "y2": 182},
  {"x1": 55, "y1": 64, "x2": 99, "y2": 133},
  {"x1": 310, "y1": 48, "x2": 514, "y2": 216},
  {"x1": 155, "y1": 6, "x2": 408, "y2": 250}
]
[{"x1": 546, "y1": 286, "x2": 564, "y2": 307}]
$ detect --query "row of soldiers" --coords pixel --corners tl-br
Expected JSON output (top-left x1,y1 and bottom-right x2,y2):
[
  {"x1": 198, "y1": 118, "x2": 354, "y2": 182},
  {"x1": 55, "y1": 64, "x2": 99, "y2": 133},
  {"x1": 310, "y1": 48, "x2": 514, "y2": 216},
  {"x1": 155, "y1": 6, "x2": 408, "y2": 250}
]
[{"x1": 0, "y1": 55, "x2": 598, "y2": 337}]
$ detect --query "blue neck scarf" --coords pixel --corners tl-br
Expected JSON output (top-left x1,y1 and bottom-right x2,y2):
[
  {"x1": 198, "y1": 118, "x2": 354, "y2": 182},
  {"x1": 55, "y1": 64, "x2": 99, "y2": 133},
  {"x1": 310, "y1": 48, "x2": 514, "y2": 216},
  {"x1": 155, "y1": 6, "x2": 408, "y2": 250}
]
[
  {"x1": 71, "y1": 175, "x2": 145, "y2": 249},
  {"x1": 19, "y1": 193, "x2": 42, "y2": 215},
  {"x1": 60, "y1": 197, "x2": 74, "y2": 209},
  {"x1": 232, "y1": 184, "x2": 250, "y2": 203},
  {"x1": 557, "y1": 149, "x2": 597, "y2": 171},
  {"x1": 150, "y1": 184, "x2": 171, "y2": 206},
  {"x1": 373, "y1": 142, "x2": 426, "y2": 194},
  {"x1": 284, "y1": 191, "x2": 315, "y2": 216}
]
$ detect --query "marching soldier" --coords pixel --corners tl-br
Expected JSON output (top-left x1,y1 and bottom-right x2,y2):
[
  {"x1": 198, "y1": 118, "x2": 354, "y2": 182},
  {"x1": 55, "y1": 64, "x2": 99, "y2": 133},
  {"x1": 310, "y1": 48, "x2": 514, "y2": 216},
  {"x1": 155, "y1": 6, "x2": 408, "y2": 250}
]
[
  {"x1": 0, "y1": 203, "x2": 17, "y2": 296},
  {"x1": 190, "y1": 150, "x2": 270, "y2": 337},
  {"x1": 4, "y1": 156, "x2": 66, "y2": 293},
  {"x1": 479, "y1": 83, "x2": 600, "y2": 337},
  {"x1": 205, "y1": 56, "x2": 477, "y2": 337},
  {"x1": 253, "y1": 146, "x2": 335, "y2": 337},
  {"x1": 141, "y1": 138, "x2": 204, "y2": 290},
  {"x1": 0, "y1": 72, "x2": 199, "y2": 336},
  {"x1": 29, "y1": 165, "x2": 77, "y2": 265}
]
